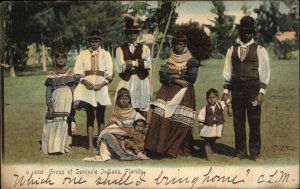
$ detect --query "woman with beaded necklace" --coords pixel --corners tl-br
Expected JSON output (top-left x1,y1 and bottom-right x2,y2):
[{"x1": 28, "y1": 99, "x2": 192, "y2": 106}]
[
  {"x1": 82, "y1": 88, "x2": 149, "y2": 161},
  {"x1": 144, "y1": 29, "x2": 200, "y2": 158},
  {"x1": 42, "y1": 46, "x2": 76, "y2": 155}
]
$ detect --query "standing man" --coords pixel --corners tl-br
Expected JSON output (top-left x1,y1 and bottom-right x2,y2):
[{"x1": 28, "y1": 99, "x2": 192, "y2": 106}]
[
  {"x1": 73, "y1": 29, "x2": 113, "y2": 151},
  {"x1": 115, "y1": 17, "x2": 151, "y2": 118},
  {"x1": 222, "y1": 16, "x2": 271, "y2": 162}
]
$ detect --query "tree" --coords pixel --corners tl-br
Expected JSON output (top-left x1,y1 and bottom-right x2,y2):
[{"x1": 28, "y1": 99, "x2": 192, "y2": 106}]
[
  {"x1": 254, "y1": 1, "x2": 298, "y2": 59},
  {"x1": 241, "y1": 4, "x2": 252, "y2": 16},
  {"x1": 127, "y1": 1, "x2": 180, "y2": 58},
  {"x1": 3, "y1": 1, "x2": 63, "y2": 73},
  {"x1": 27, "y1": 1, "x2": 127, "y2": 56},
  {"x1": 203, "y1": 1, "x2": 236, "y2": 58},
  {"x1": 278, "y1": 0, "x2": 299, "y2": 48},
  {"x1": 3, "y1": 1, "x2": 128, "y2": 76},
  {"x1": 253, "y1": 1, "x2": 281, "y2": 46}
]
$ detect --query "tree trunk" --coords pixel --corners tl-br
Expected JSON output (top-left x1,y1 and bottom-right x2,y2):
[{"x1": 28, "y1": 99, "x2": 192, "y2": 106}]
[
  {"x1": 151, "y1": 42, "x2": 155, "y2": 59},
  {"x1": 111, "y1": 44, "x2": 115, "y2": 59},
  {"x1": 0, "y1": 2, "x2": 6, "y2": 138},
  {"x1": 9, "y1": 48, "x2": 16, "y2": 78},
  {"x1": 107, "y1": 44, "x2": 111, "y2": 57},
  {"x1": 36, "y1": 42, "x2": 41, "y2": 65},
  {"x1": 150, "y1": 2, "x2": 178, "y2": 99},
  {"x1": 0, "y1": 3, "x2": 4, "y2": 65},
  {"x1": 41, "y1": 43, "x2": 47, "y2": 72}
]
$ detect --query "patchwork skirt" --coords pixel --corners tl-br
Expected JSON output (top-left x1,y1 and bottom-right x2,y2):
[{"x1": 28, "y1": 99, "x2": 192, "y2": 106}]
[{"x1": 145, "y1": 85, "x2": 196, "y2": 157}]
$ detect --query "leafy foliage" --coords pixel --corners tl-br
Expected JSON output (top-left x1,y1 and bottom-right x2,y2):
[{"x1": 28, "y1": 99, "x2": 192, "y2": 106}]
[
  {"x1": 274, "y1": 39, "x2": 297, "y2": 59},
  {"x1": 127, "y1": 1, "x2": 180, "y2": 59},
  {"x1": 254, "y1": 1, "x2": 298, "y2": 59},
  {"x1": 3, "y1": 1, "x2": 127, "y2": 69},
  {"x1": 203, "y1": 1, "x2": 236, "y2": 57},
  {"x1": 177, "y1": 22, "x2": 212, "y2": 61},
  {"x1": 253, "y1": 1, "x2": 281, "y2": 46},
  {"x1": 144, "y1": 1, "x2": 179, "y2": 34}
]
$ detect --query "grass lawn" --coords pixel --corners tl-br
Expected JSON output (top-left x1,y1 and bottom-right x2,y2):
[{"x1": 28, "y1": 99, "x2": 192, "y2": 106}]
[{"x1": 3, "y1": 58, "x2": 299, "y2": 167}]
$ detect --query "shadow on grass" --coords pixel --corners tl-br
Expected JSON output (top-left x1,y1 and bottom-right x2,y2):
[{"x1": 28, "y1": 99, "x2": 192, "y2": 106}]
[
  {"x1": 13, "y1": 64, "x2": 52, "y2": 77},
  {"x1": 17, "y1": 71, "x2": 48, "y2": 77},
  {"x1": 192, "y1": 139, "x2": 235, "y2": 159},
  {"x1": 72, "y1": 134, "x2": 88, "y2": 148},
  {"x1": 72, "y1": 134, "x2": 100, "y2": 150}
]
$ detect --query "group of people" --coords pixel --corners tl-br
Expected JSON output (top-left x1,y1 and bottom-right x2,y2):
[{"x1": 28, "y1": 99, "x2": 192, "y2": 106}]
[{"x1": 41, "y1": 16, "x2": 270, "y2": 162}]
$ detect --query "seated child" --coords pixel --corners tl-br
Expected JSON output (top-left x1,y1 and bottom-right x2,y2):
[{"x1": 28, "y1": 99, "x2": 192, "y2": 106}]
[
  {"x1": 198, "y1": 88, "x2": 232, "y2": 160},
  {"x1": 119, "y1": 120, "x2": 149, "y2": 159}
]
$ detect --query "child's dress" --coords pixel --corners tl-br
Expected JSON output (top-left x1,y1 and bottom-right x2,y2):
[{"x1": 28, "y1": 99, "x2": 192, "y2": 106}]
[
  {"x1": 42, "y1": 67, "x2": 75, "y2": 154},
  {"x1": 198, "y1": 101, "x2": 227, "y2": 138}
]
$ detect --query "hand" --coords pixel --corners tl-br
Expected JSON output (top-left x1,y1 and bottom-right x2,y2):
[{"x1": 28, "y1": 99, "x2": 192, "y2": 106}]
[
  {"x1": 81, "y1": 79, "x2": 94, "y2": 90},
  {"x1": 256, "y1": 93, "x2": 264, "y2": 106},
  {"x1": 199, "y1": 123, "x2": 204, "y2": 134},
  {"x1": 222, "y1": 93, "x2": 229, "y2": 101},
  {"x1": 227, "y1": 104, "x2": 233, "y2": 117},
  {"x1": 125, "y1": 61, "x2": 133, "y2": 71},
  {"x1": 137, "y1": 59, "x2": 144, "y2": 67},
  {"x1": 94, "y1": 82, "x2": 106, "y2": 91},
  {"x1": 120, "y1": 140, "x2": 127, "y2": 151},
  {"x1": 46, "y1": 107, "x2": 54, "y2": 119},
  {"x1": 107, "y1": 116, "x2": 118, "y2": 125},
  {"x1": 174, "y1": 79, "x2": 189, "y2": 87}
]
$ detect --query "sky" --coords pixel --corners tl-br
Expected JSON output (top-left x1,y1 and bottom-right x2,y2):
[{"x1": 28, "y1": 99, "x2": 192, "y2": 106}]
[
  {"x1": 148, "y1": 1, "x2": 290, "y2": 25},
  {"x1": 176, "y1": 1, "x2": 261, "y2": 25}
]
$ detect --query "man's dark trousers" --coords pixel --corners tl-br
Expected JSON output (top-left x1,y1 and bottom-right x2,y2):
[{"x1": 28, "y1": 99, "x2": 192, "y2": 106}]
[{"x1": 231, "y1": 81, "x2": 261, "y2": 158}]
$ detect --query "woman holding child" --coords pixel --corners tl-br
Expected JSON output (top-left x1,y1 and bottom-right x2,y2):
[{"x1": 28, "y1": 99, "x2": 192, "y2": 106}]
[{"x1": 83, "y1": 88, "x2": 149, "y2": 161}]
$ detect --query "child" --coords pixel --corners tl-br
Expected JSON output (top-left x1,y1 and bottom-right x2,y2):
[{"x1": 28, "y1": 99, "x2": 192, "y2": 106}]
[
  {"x1": 73, "y1": 29, "x2": 113, "y2": 151},
  {"x1": 198, "y1": 88, "x2": 232, "y2": 160},
  {"x1": 120, "y1": 119, "x2": 149, "y2": 159},
  {"x1": 42, "y1": 46, "x2": 76, "y2": 154}
]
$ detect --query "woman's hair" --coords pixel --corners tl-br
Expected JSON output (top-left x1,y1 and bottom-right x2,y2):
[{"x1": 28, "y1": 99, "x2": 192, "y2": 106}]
[
  {"x1": 88, "y1": 28, "x2": 102, "y2": 41},
  {"x1": 172, "y1": 29, "x2": 187, "y2": 46},
  {"x1": 206, "y1": 88, "x2": 219, "y2": 98},
  {"x1": 116, "y1": 87, "x2": 131, "y2": 103},
  {"x1": 133, "y1": 119, "x2": 147, "y2": 128},
  {"x1": 53, "y1": 46, "x2": 67, "y2": 59}
]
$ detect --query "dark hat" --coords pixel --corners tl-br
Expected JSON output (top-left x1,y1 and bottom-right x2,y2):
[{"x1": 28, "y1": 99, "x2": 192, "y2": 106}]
[
  {"x1": 239, "y1": 16, "x2": 254, "y2": 32},
  {"x1": 172, "y1": 29, "x2": 187, "y2": 43},
  {"x1": 88, "y1": 28, "x2": 102, "y2": 40},
  {"x1": 124, "y1": 16, "x2": 141, "y2": 34}
]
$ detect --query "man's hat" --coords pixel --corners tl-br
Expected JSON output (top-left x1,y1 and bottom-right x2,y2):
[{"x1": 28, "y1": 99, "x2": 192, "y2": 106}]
[
  {"x1": 124, "y1": 16, "x2": 141, "y2": 34},
  {"x1": 239, "y1": 16, "x2": 254, "y2": 32},
  {"x1": 88, "y1": 28, "x2": 102, "y2": 40}
]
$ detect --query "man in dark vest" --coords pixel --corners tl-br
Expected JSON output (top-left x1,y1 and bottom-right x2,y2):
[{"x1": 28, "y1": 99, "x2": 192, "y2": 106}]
[
  {"x1": 115, "y1": 16, "x2": 151, "y2": 118},
  {"x1": 222, "y1": 16, "x2": 271, "y2": 162}
]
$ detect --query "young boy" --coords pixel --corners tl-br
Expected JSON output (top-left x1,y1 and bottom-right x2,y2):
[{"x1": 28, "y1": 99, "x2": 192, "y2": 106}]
[
  {"x1": 73, "y1": 28, "x2": 114, "y2": 151},
  {"x1": 198, "y1": 88, "x2": 232, "y2": 160}
]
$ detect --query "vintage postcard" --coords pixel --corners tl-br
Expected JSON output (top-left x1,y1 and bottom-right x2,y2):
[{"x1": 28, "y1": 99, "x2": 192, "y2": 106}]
[{"x1": 1, "y1": 1, "x2": 299, "y2": 188}]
